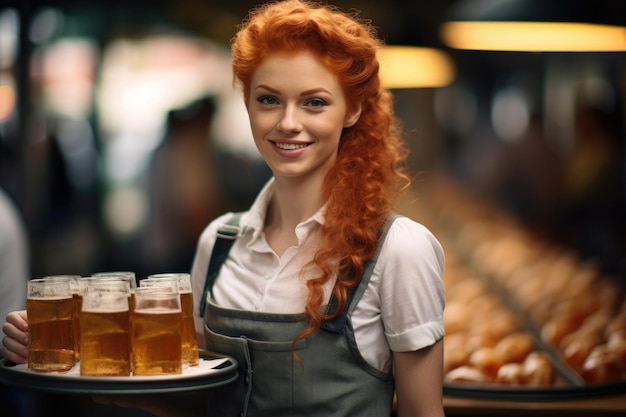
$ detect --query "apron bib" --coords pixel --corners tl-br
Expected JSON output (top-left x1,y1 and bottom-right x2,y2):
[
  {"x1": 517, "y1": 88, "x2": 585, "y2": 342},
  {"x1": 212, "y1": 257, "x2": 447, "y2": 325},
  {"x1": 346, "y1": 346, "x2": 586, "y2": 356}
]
[{"x1": 202, "y1": 215, "x2": 399, "y2": 416}]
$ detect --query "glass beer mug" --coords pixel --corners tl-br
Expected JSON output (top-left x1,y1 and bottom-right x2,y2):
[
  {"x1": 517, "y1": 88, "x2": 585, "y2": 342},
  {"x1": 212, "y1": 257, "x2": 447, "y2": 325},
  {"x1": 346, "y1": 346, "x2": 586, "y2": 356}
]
[
  {"x1": 143, "y1": 273, "x2": 200, "y2": 367},
  {"x1": 79, "y1": 283, "x2": 132, "y2": 376},
  {"x1": 27, "y1": 278, "x2": 76, "y2": 372},
  {"x1": 131, "y1": 289, "x2": 183, "y2": 375}
]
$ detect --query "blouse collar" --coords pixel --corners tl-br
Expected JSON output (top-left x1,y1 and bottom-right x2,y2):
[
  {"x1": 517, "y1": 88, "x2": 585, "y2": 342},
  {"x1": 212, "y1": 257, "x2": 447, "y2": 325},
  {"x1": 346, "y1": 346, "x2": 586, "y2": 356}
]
[{"x1": 239, "y1": 177, "x2": 327, "y2": 244}]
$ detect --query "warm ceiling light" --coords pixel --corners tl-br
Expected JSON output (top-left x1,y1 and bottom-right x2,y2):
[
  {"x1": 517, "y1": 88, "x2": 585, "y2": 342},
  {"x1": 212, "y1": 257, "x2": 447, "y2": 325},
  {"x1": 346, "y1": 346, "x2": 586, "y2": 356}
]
[
  {"x1": 441, "y1": 21, "x2": 626, "y2": 52},
  {"x1": 378, "y1": 46, "x2": 456, "y2": 89},
  {"x1": 440, "y1": 0, "x2": 626, "y2": 52}
]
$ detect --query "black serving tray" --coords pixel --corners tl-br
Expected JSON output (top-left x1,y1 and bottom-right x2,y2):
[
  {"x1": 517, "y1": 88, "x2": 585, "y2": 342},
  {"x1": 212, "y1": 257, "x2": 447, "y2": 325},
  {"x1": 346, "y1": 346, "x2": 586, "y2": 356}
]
[{"x1": 0, "y1": 350, "x2": 238, "y2": 395}]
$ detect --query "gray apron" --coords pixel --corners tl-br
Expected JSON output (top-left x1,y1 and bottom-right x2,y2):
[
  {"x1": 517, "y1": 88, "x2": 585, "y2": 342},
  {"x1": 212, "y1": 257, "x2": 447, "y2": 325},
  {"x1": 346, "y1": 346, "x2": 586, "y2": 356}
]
[{"x1": 202, "y1": 215, "x2": 398, "y2": 416}]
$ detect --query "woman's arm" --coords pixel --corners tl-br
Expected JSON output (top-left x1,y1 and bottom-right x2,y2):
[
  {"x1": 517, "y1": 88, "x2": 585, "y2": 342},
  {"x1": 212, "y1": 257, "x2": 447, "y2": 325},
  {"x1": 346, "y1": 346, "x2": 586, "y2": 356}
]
[{"x1": 393, "y1": 338, "x2": 445, "y2": 417}]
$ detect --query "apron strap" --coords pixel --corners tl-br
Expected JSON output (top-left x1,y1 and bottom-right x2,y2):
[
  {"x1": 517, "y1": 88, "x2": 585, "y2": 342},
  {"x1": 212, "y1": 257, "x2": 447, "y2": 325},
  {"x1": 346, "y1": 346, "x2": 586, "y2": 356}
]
[{"x1": 198, "y1": 212, "x2": 243, "y2": 317}]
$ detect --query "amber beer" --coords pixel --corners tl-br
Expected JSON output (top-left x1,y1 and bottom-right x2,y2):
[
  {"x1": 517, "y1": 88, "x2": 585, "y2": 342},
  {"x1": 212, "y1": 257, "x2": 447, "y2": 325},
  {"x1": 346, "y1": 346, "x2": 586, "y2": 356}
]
[
  {"x1": 27, "y1": 279, "x2": 76, "y2": 372},
  {"x1": 79, "y1": 290, "x2": 131, "y2": 376},
  {"x1": 179, "y1": 291, "x2": 200, "y2": 366},
  {"x1": 132, "y1": 291, "x2": 183, "y2": 375},
  {"x1": 43, "y1": 275, "x2": 82, "y2": 361},
  {"x1": 145, "y1": 273, "x2": 200, "y2": 366},
  {"x1": 72, "y1": 292, "x2": 82, "y2": 360}
]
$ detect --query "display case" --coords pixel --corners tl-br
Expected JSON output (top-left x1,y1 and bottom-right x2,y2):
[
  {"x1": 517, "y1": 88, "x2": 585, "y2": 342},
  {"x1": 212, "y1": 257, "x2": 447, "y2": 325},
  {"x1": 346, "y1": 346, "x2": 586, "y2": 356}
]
[{"x1": 400, "y1": 176, "x2": 626, "y2": 416}]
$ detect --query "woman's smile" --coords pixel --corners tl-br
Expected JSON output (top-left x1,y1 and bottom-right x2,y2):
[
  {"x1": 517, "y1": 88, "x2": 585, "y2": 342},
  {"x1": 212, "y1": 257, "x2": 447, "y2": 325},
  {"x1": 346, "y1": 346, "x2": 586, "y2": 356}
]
[
  {"x1": 273, "y1": 142, "x2": 310, "y2": 151},
  {"x1": 271, "y1": 141, "x2": 312, "y2": 158}
]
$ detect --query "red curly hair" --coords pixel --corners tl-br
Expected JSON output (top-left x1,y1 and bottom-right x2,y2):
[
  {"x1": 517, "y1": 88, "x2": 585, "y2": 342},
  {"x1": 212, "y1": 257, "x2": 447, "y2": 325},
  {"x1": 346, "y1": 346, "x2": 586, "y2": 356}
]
[{"x1": 231, "y1": 0, "x2": 410, "y2": 344}]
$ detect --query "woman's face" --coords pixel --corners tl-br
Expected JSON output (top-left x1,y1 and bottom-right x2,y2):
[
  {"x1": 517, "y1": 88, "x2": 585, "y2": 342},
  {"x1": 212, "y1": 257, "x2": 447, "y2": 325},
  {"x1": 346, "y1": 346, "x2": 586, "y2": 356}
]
[{"x1": 247, "y1": 51, "x2": 361, "y2": 182}]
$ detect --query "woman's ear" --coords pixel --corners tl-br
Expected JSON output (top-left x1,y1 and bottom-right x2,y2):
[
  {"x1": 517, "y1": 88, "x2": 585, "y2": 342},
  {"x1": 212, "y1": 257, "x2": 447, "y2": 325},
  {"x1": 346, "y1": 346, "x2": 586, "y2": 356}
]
[{"x1": 344, "y1": 104, "x2": 362, "y2": 128}]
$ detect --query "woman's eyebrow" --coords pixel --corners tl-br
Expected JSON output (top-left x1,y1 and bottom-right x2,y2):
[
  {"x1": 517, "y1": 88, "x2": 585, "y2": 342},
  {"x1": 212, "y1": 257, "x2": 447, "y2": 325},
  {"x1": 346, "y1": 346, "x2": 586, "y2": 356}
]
[
  {"x1": 300, "y1": 88, "x2": 332, "y2": 97},
  {"x1": 253, "y1": 85, "x2": 333, "y2": 99},
  {"x1": 253, "y1": 84, "x2": 280, "y2": 94}
]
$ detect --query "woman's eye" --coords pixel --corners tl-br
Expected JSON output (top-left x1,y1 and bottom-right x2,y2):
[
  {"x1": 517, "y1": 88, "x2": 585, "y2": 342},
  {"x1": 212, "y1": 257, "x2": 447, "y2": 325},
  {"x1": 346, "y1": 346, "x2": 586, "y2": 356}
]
[
  {"x1": 258, "y1": 96, "x2": 278, "y2": 105},
  {"x1": 307, "y1": 98, "x2": 326, "y2": 108}
]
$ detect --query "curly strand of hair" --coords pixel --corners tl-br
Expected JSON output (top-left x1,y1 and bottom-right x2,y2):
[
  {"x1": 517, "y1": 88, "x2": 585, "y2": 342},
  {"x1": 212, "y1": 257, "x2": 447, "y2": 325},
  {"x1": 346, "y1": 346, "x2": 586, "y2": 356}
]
[{"x1": 291, "y1": 92, "x2": 410, "y2": 358}]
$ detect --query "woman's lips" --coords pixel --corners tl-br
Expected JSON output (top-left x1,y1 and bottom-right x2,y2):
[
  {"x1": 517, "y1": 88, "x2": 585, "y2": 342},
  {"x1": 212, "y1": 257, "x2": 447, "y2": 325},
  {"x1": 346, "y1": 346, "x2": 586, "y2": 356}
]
[
  {"x1": 271, "y1": 141, "x2": 311, "y2": 157},
  {"x1": 274, "y1": 142, "x2": 309, "y2": 150}
]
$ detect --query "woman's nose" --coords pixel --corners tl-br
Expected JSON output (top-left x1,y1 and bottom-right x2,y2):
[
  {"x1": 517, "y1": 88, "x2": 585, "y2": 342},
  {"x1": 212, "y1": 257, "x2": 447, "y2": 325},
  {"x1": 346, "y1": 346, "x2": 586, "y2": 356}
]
[{"x1": 276, "y1": 105, "x2": 302, "y2": 132}]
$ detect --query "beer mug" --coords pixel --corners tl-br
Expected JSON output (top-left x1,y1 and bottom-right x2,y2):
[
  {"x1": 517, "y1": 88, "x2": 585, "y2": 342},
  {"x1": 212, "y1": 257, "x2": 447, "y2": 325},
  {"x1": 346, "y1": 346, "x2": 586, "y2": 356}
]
[
  {"x1": 92, "y1": 271, "x2": 137, "y2": 289},
  {"x1": 145, "y1": 273, "x2": 200, "y2": 367},
  {"x1": 82, "y1": 278, "x2": 134, "y2": 360},
  {"x1": 27, "y1": 278, "x2": 76, "y2": 372},
  {"x1": 131, "y1": 289, "x2": 183, "y2": 375},
  {"x1": 92, "y1": 272, "x2": 137, "y2": 314},
  {"x1": 139, "y1": 277, "x2": 178, "y2": 293},
  {"x1": 43, "y1": 275, "x2": 82, "y2": 361},
  {"x1": 79, "y1": 288, "x2": 132, "y2": 376},
  {"x1": 83, "y1": 276, "x2": 132, "y2": 294}
]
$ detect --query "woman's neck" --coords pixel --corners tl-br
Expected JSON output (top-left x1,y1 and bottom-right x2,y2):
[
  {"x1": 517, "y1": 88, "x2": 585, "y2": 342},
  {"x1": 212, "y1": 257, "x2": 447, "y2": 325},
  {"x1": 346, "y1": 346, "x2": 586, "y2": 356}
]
[{"x1": 263, "y1": 175, "x2": 325, "y2": 256}]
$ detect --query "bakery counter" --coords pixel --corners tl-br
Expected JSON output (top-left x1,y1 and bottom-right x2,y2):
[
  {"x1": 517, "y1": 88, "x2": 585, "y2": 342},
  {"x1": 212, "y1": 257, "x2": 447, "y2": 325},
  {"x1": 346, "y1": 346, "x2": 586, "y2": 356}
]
[
  {"x1": 397, "y1": 176, "x2": 626, "y2": 416},
  {"x1": 444, "y1": 393, "x2": 626, "y2": 416},
  {"x1": 394, "y1": 390, "x2": 626, "y2": 417}
]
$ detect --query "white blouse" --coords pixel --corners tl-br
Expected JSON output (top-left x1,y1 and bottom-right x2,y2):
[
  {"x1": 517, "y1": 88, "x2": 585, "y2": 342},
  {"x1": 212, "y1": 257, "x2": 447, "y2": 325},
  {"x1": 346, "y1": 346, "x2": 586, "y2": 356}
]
[{"x1": 191, "y1": 179, "x2": 445, "y2": 373}]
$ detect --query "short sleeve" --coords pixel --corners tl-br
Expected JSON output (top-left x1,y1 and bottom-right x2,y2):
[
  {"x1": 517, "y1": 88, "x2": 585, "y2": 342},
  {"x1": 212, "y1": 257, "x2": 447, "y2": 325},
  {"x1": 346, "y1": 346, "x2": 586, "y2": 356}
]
[{"x1": 378, "y1": 216, "x2": 445, "y2": 352}]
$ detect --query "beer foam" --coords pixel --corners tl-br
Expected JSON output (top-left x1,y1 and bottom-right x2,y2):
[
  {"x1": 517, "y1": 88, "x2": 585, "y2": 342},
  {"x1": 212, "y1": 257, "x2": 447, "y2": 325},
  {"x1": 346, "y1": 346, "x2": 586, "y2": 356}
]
[
  {"x1": 133, "y1": 308, "x2": 181, "y2": 314},
  {"x1": 28, "y1": 296, "x2": 72, "y2": 301}
]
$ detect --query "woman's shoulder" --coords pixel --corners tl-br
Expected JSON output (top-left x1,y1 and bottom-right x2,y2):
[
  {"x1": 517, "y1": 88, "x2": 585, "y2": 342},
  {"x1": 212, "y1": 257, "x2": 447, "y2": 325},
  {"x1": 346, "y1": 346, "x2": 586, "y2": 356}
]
[
  {"x1": 386, "y1": 215, "x2": 440, "y2": 245},
  {"x1": 382, "y1": 214, "x2": 445, "y2": 265},
  {"x1": 198, "y1": 212, "x2": 244, "y2": 244}
]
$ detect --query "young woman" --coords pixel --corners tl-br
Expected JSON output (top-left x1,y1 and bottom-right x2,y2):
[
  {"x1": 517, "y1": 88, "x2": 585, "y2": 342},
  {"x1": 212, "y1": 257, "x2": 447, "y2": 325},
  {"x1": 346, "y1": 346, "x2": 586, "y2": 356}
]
[{"x1": 2, "y1": 1, "x2": 445, "y2": 416}]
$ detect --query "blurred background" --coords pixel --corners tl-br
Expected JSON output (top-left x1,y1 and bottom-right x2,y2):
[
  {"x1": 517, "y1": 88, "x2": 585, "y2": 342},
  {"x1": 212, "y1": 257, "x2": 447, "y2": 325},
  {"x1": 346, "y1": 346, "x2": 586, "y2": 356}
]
[
  {"x1": 1, "y1": 1, "x2": 626, "y2": 416},
  {"x1": 0, "y1": 0, "x2": 624, "y2": 280}
]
